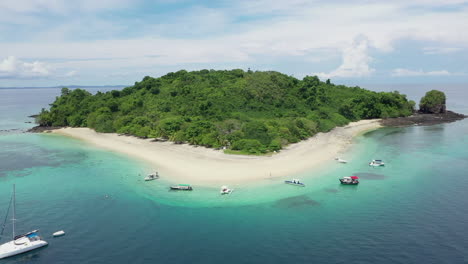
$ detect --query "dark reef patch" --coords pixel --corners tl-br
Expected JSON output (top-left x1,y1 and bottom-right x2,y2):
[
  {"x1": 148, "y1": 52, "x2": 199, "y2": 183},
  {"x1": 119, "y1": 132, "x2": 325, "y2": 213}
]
[
  {"x1": 274, "y1": 195, "x2": 320, "y2": 209},
  {"x1": 0, "y1": 141, "x2": 87, "y2": 177},
  {"x1": 354, "y1": 172, "x2": 386, "y2": 180}
]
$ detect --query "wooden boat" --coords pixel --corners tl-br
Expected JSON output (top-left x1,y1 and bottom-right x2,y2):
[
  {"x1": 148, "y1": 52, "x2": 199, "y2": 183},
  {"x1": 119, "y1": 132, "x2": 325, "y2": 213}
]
[
  {"x1": 170, "y1": 184, "x2": 193, "y2": 191},
  {"x1": 284, "y1": 179, "x2": 305, "y2": 187}
]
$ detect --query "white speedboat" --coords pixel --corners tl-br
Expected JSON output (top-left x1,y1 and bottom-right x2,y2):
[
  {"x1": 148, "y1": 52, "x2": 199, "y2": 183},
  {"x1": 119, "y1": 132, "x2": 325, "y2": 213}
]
[
  {"x1": 335, "y1": 158, "x2": 348, "y2": 163},
  {"x1": 369, "y1": 159, "x2": 385, "y2": 167},
  {"x1": 220, "y1": 186, "x2": 233, "y2": 195},
  {"x1": 284, "y1": 179, "x2": 305, "y2": 187},
  {"x1": 144, "y1": 171, "x2": 159, "y2": 181},
  {"x1": 0, "y1": 185, "x2": 48, "y2": 259}
]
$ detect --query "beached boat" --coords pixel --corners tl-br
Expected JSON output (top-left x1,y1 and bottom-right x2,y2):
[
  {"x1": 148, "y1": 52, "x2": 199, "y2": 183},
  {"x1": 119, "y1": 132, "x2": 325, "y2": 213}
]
[
  {"x1": 144, "y1": 171, "x2": 159, "y2": 181},
  {"x1": 170, "y1": 184, "x2": 193, "y2": 191},
  {"x1": 284, "y1": 179, "x2": 305, "y2": 187},
  {"x1": 339, "y1": 176, "x2": 359, "y2": 185},
  {"x1": 220, "y1": 186, "x2": 233, "y2": 195},
  {"x1": 369, "y1": 159, "x2": 385, "y2": 167},
  {"x1": 0, "y1": 185, "x2": 48, "y2": 259},
  {"x1": 335, "y1": 157, "x2": 348, "y2": 163}
]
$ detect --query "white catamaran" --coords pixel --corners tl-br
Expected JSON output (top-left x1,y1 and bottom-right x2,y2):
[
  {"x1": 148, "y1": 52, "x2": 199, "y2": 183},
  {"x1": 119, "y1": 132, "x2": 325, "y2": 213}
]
[{"x1": 0, "y1": 185, "x2": 48, "y2": 259}]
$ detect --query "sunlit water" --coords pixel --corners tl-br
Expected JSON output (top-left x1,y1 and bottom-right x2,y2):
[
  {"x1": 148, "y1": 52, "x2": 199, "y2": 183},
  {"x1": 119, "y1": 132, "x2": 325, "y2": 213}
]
[{"x1": 0, "y1": 85, "x2": 467, "y2": 263}]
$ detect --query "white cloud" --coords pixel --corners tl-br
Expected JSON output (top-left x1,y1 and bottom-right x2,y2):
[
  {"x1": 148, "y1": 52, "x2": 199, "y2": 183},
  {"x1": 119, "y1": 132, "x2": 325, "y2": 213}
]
[
  {"x1": 65, "y1": 70, "x2": 77, "y2": 77},
  {"x1": 314, "y1": 38, "x2": 375, "y2": 79},
  {"x1": 1, "y1": 1, "x2": 468, "y2": 84},
  {"x1": 0, "y1": 0, "x2": 134, "y2": 15},
  {"x1": 391, "y1": 68, "x2": 456, "y2": 77},
  {"x1": 423, "y1": 47, "x2": 462, "y2": 54},
  {"x1": 0, "y1": 56, "x2": 51, "y2": 79}
]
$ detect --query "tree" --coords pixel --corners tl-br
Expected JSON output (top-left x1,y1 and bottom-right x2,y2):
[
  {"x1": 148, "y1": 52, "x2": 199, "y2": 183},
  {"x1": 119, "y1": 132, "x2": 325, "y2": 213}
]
[{"x1": 419, "y1": 90, "x2": 446, "y2": 113}]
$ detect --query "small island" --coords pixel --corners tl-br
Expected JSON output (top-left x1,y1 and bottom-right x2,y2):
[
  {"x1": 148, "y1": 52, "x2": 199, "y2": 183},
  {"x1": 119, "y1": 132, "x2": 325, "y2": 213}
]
[
  {"x1": 29, "y1": 70, "x2": 466, "y2": 185},
  {"x1": 35, "y1": 69, "x2": 415, "y2": 154}
]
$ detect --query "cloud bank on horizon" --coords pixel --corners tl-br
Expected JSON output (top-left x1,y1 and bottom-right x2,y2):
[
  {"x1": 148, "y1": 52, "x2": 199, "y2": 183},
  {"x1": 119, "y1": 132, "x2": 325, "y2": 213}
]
[{"x1": 0, "y1": 0, "x2": 467, "y2": 86}]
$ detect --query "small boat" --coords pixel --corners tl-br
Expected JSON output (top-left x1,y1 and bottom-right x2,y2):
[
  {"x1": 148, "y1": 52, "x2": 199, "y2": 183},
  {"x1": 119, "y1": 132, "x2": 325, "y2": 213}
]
[
  {"x1": 220, "y1": 186, "x2": 233, "y2": 195},
  {"x1": 170, "y1": 184, "x2": 193, "y2": 191},
  {"x1": 335, "y1": 157, "x2": 348, "y2": 163},
  {"x1": 369, "y1": 159, "x2": 385, "y2": 167},
  {"x1": 0, "y1": 185, "x2": 48, "y2": 259},
  {"x1": 52, "y1": 230, "x2": 65, "y2": 237},
  {"x1": 144, "y1": 171, "x2": 159, "y2": 181},
  {"x1": 284, "y1": 179, "x2": 305, "y2": 187},
  {"x1": 340, "y1": 176, "x2": 359, "y2": 185}
]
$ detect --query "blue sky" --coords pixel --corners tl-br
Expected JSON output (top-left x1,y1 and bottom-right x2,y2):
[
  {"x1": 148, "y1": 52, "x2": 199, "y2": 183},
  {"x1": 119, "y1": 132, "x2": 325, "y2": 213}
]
[{"x1": 1, "y1": 0, "x2": 467, "y2": 87}]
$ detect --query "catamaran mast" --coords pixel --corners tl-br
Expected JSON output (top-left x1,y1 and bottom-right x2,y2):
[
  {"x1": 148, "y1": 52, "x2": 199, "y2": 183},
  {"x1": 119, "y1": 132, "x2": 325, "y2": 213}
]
[{"x1": 12, "y1": 184, "x2": 15, "y2": 240}]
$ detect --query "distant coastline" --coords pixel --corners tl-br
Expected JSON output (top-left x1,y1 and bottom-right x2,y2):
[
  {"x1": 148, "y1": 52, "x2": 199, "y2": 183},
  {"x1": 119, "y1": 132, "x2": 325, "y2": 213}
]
[
  {"x1": 0, "y1": 85, "x2": 128, "y2": 90},
  {"x1": 42, "y1": 120, "x2": 382, "y2": 186}
]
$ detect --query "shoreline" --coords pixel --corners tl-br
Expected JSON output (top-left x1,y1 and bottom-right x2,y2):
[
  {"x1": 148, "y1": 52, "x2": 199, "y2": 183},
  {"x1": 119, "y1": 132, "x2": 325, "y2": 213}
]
[{"x1": 47, "y1": 119, "x2": 382, "y2": 186}]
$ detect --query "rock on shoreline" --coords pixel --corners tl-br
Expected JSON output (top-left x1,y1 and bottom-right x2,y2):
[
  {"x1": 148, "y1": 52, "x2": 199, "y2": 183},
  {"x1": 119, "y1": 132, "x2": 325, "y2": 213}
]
[
  {"x1": 27, "y1": 126, "x2": 63, "y2": 133},
  {"x1": 380, "y1": 111, "x2": 466, "y2": 127}
]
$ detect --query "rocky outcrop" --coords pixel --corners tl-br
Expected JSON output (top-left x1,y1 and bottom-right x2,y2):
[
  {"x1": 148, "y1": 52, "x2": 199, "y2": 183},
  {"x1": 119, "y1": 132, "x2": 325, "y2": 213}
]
[
  {"x1": 27, "y1": 126, "x2": 62, "y2": 133},
  {"x1": 380, "y1": 111, "x2": 466, "y2": 127},
  {"x1": 419, "y1": 90, "x2": 446, "y2": 114}
]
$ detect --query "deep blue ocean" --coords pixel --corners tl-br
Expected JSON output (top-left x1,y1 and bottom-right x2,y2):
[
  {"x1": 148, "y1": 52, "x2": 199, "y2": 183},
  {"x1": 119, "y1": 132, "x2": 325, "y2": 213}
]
[{"x1": 0, "y1": 84, "x2": 467, "y2": 264}]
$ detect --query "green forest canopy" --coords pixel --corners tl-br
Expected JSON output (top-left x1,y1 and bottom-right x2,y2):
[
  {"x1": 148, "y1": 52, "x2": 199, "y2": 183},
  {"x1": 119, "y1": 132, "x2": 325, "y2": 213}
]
[{"x1": 38, "y1": 69, "x2": 415, "y2": 154}]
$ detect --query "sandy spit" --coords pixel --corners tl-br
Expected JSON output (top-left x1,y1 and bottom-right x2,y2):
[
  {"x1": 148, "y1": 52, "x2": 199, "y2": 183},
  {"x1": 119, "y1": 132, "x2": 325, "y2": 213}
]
[{"x1": 51, "y1": 119, "x2": 382, "y2": 186}]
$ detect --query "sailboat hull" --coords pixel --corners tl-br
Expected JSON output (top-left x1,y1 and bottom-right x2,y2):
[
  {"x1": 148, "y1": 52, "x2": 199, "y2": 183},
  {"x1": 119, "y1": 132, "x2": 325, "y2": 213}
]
[{"x1": 0, "y1": 239, "x2": 48, "y2": 259}]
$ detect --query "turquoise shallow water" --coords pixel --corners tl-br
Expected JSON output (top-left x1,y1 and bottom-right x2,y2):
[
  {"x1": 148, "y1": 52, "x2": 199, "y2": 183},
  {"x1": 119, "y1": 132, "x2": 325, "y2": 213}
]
[{"x1": 0, "y1": 86, "x2": 467, "y2": 263}]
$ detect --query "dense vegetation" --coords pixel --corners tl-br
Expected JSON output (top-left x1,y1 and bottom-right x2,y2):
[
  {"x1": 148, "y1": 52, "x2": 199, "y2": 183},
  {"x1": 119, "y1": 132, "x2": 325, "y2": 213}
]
[
  {"x1": 419, "y1": 90, "x2": 446, "y2": 113},
  {"x1": 38, "y1": 69, "x2": 415, "y2": 154}
]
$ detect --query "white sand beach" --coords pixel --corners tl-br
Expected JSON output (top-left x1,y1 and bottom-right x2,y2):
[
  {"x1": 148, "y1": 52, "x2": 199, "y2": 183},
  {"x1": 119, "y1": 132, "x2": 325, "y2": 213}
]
[{"x1": 51, "y1": 119, "x2": 381, "y2": 186}]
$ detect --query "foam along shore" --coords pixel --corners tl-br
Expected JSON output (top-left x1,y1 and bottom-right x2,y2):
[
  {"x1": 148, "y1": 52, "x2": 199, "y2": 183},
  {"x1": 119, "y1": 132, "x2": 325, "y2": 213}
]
[{"x1": 51, "y1": 119, "x2": 382, "y2": 186}]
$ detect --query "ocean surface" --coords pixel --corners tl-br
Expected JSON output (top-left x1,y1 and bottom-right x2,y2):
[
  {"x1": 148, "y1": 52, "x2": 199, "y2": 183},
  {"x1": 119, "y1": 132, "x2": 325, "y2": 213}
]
[{"x1": 0, "y1": 84, "x2": 467, "y2": 263}]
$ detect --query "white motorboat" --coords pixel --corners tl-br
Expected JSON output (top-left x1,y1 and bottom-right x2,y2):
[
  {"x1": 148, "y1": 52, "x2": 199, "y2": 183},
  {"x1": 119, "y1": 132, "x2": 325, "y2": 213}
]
[
  {"x1": 369, "y1": 159, "x2": 385, "y2": 167},
  {"x1": 284, "y1": 179, "x2": 305, "y2": 187},
  {"x1": 144, "y1": 171, "x2": 159, "y2": 181},
  {"x1": 0, "y1": 185, "x2": 48, "y2": 259},
  {"x1": 220, "y1": 186, "x2": 233, "y2": 195},
  {"x1": 335, "y1": 157, "x2": 348, "y2": 163},
  {"x1": 52, "y1": 230, "x2": 65, "y2": 237}
]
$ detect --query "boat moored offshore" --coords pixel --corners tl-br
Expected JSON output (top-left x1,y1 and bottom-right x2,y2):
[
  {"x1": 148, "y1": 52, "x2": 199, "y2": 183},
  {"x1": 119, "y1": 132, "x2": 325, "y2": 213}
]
[
  {"x1": 339, "y1": 176, "x2": 359, "y2": 185},
  {"x1": 0, "y1": 185, "x2": 48, "y2": 259},
  {"x1": 220, "y1": 186, "x2": 233, "y2": 195},
  {"x1": 284, "y1": 179, "x2": 305, "y2": 187},
  {"x1": 170, "y1": 184, "x2": 193, "y2": 191},
  {"x1": 335, "y1": 157, "x2": 348, "y2": 163},
  {"x1": 144, "y1": 171, "x2": 159, "y2": 181},
  {"x1": 369, "y1": 159, "x2": 385, "y2": 167}
]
